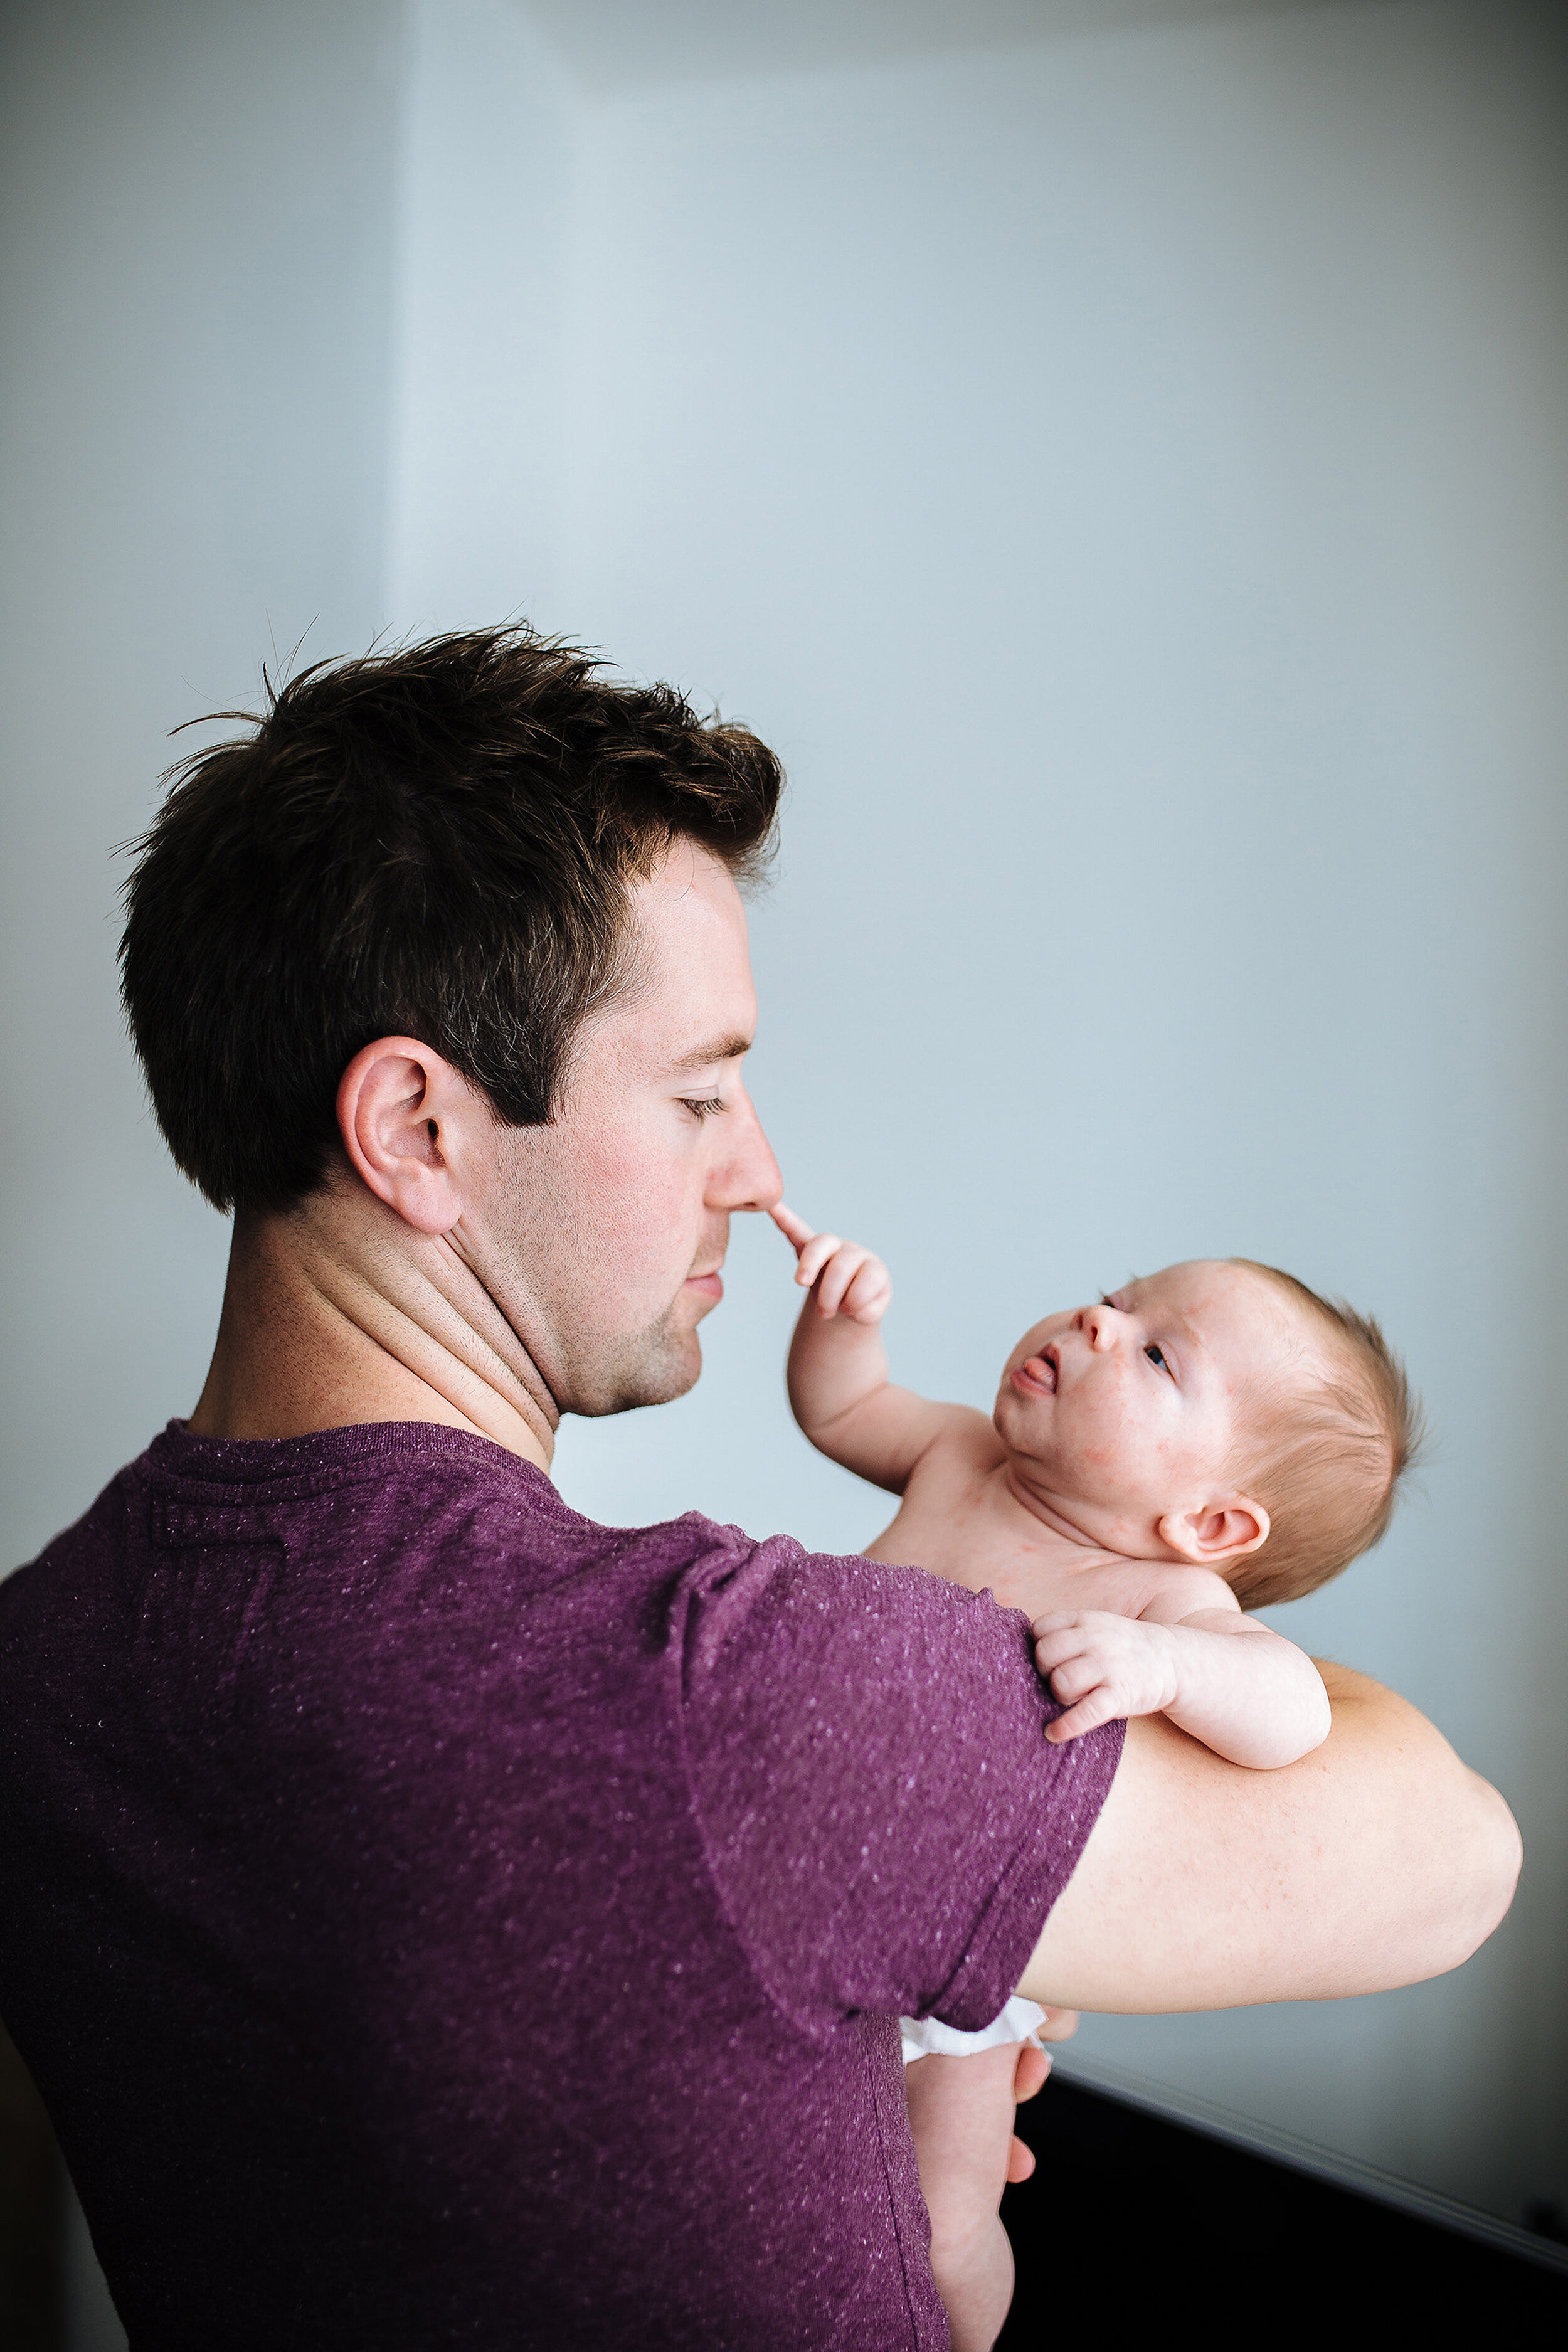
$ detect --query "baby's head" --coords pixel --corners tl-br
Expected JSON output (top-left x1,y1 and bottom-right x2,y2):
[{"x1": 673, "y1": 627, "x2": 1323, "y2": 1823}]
[{"x1": 993, "y1": 1260, "x2": 1421, "y2": 1606}]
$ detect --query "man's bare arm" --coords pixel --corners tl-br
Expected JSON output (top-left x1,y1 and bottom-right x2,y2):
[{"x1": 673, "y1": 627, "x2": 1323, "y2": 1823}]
[{"x1": 1017, "y1": 1662, "x2": 1520, "y2": 2013}]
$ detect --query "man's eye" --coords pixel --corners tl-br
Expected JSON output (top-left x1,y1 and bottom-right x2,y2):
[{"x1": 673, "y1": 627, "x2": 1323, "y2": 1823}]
[
  {"x1": 679, "y1": 1096, "x2": 727, "y2": 1120},
  {"x1": 1145, "y1": 1344, "x2": 1170, "y2": 1374}
]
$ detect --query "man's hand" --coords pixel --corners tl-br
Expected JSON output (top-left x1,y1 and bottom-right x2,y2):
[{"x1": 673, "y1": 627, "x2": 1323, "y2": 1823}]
[
  {"x1": 771, "y1": 1204, "x2": 892, "y2": 1325},
  {"x1": 1034, "y1": 1611, "x2": 1180, "y2": 1742},
  {"x1": 1005, "y1": 2010, "x2": 1075, "y2": 2182}
]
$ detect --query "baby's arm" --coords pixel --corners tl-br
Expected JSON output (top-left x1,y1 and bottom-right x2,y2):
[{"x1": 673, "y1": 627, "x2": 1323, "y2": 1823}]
[
  {"x1": 775, "y1": 1205, "x2": 965, "y2": 1494},
  {"x1": 1033, "y1": 1586, "x2": 1332, "y2": 1770}
]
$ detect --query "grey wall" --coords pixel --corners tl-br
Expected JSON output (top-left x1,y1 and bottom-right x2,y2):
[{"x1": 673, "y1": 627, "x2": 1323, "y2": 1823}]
[
  {"x1": 4, "y1": 0, "x2": 1565, "y2": 2264},
  {"x1": 0, "y1": 4, "x2": 405, "y2": 2338},
  {"x1": 0, "y1": 0, "x2": 402, "y2": 1563},
  {"x1": 394, "y1": 0, "x2": 1568, "y2": 2224}
]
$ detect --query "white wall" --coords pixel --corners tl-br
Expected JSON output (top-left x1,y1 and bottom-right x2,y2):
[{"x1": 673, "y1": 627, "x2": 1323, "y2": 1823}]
[{"x1": 393, "y1": 0, "x2": 1568, "y2": 2225}]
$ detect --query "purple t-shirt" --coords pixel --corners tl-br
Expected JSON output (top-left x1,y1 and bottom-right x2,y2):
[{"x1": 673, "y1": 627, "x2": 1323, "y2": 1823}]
[{"x1": 0, "y1": 1422, "x2": 1121, "y2": 2349}]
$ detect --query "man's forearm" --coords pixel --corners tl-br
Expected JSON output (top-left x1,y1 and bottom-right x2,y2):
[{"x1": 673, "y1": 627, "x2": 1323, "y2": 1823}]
[{"x1": 1019, "y1": 1662, "x2": 1520, "y2": 2014}]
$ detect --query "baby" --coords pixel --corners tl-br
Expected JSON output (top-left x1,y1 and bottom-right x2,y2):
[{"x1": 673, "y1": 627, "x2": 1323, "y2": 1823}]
[{"x1": 772, "y1": 1205, "x2": 1419, "y2": 2352}]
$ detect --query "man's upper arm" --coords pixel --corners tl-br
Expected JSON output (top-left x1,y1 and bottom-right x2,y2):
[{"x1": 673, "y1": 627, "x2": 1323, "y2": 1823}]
[
  {"x1": 1017, "y1": 1663, "x2": 1522, "y2": 2014},
  {"x1": 675, "y1": 1532, "x2": 1121, "y2": 2033}
]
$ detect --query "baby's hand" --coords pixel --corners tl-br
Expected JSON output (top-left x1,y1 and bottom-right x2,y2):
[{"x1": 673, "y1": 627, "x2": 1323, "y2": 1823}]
[
  {"x1": 1032, "y1": 1611, "x2": 1181, "y2": 1742},
  {"x1": 771, "y1": 1204, "x2": 892, "y2": 1326}
]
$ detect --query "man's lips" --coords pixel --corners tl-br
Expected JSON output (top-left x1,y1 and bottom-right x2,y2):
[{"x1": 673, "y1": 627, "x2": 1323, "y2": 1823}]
[
  {"x1": 1011, "y1": 1347, "x2": 1058, "y2": 1397},
  {"x1": 685, "y1": 1269, "x2": 724, "y2": 1302}
]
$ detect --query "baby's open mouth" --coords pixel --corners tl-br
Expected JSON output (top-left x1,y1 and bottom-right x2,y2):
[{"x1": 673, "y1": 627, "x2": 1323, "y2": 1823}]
[{"x1": 1013, "y1": 1346, "x2": 1058, "y2": 1396}]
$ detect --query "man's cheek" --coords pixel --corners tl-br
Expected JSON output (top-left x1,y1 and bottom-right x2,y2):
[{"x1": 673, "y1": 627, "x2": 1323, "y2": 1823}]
[
  {"x1": 581, "y1": 1110, "x2": 687, "y2": 1192},
  {"x1": 580, "y1": 1159, "x2": 691, "y2": 1281}
]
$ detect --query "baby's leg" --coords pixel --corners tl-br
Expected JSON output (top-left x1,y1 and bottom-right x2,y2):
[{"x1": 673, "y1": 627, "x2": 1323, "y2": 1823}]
[{"x1": 904, "y1": 2041, "x2": 1029, "y2": 2352}]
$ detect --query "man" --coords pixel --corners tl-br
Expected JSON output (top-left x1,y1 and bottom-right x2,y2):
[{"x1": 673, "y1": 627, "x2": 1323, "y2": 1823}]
[{"x1": 0, "y1": 630, "x2": 1518, "y2": 2349}]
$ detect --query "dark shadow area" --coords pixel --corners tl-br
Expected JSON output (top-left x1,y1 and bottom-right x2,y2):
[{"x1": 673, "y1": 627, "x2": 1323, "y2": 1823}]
[
  {"x1": 11, "y1": 2033, "x2": 1567, "y2": 2339},
  {"x1": 1002, "y1": 2075, "x2": 1568, "y2": 2338},
  {"x1": 0, "y1": 2020, "x2": 62, "y2": 2352}
]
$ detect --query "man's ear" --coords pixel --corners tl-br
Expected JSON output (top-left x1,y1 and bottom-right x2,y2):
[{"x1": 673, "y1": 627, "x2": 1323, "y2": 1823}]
[
  {"x1": 1157, "y1": 1498, "x2": 1271, "y2": 1566},
  {"x1": 336, "y1": 1037, "x2": 483, "y2": 1236}
]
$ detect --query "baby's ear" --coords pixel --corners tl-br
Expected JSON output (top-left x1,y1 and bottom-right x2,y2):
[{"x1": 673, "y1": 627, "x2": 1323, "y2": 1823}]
[{"x1": 1158, "y1": 1498, "x2": 1271, "y2": 1566}]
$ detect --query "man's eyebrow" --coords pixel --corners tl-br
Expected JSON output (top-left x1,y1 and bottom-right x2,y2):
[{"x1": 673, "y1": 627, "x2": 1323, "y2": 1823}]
[{"x1": 668, "y1": 1031, "x2": 754, "y2": 1076}]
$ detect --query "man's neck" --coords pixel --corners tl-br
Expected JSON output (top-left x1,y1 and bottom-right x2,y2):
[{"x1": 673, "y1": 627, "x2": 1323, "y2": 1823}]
[{"x1": 188, "y1": 1190, "x2": 558, "y2": 1473}]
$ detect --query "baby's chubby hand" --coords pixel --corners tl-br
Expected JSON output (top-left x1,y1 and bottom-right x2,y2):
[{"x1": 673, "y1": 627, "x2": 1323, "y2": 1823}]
[
  {"x1": 1032, "y1": 1611, "x2": 1182, "y2": 1742},
  {"x1": 771, "y1": 1204, "x2": 893, "y2": 1326}
]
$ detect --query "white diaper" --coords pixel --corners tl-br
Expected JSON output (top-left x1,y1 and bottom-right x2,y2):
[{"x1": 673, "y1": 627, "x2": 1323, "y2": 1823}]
[{"x1": 898, "y1": 1994, "x2": 1046, "y2": 2065}]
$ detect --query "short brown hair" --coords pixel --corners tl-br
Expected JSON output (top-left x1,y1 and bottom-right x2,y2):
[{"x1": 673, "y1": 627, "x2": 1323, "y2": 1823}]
[
  {"x1": 1224, "y1": 1263, "x2": 1424, "y2": 1610},
  {"x1": 120, "y1": 627, "x2": 783, "y2": 1214}
]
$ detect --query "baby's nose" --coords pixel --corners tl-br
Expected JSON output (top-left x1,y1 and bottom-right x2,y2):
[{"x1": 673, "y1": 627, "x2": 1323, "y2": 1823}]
[{"x1": 1083, "y1": 1304, "x2": 1119, "y2": 1351}]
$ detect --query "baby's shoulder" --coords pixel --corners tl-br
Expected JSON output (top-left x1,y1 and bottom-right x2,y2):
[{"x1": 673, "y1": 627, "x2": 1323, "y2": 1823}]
[{"x1": 905, "y1": 1406, "x2": 1005, "y2": 1485}]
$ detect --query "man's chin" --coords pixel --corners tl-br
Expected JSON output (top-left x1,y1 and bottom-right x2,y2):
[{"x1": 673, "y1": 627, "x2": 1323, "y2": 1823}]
[
  {"x1": 572, "y1": 1316, "x2": 704, "y2": 1417},
  {"x1": 625, "y1": 1341, "x2": 703, "y2": 1413}
]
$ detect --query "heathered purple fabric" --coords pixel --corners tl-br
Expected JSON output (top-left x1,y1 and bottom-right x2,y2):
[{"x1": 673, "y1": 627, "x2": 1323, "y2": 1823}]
[{"x1": 0, "y1": 1421, "x2": 1121, "y2": 2350}]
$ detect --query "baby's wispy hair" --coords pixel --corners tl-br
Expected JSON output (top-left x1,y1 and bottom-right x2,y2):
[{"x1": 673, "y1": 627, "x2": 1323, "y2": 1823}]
[{"x1": 1224, "y1": 1263, "x2": 1424, "y2": 1611}]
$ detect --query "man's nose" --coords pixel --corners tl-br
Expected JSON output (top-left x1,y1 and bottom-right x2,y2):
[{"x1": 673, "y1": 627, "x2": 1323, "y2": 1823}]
[{"x1": 710, "y1": 1085, "x2": 784, "y2": 1215}]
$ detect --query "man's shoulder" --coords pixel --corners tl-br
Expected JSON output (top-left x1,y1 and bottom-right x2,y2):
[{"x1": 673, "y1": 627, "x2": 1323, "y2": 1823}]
[
  {"x1": 5, "y1": 1423, "x2": 751, "y2": 1650},
  {"x1": 156, "y1": 1428, "x2": 774, "y2": 1650},
  {"x1": 676, "y1": 1526, "x2": 1046, "y2": 1730}
]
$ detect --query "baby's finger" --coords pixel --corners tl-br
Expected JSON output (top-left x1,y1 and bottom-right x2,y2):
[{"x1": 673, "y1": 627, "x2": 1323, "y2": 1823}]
[
  {"x1": 1046, "y1": 1654, "x2": 1106, "y2": 1708},
  {"x1": 1005, "y1": 2135, "x2": 1037, "y2": 2185},
  {"x1": 770, "y1": 1202, "x2": 817, "y2": 1252},
  {"x1": 1031, "y1": 1610, "x2": 1086, "y2": 1638},
  {"x1": 840, "y1": 1259, "x2": 891, "y2": 1322},
  {"x1": 1032, "y1": 1628, "x2": 1093, "y2": 1677},
  {"x1": 1046, "y1": 1688, "x2": 1123, "y2": 1744},
  {"x1": 816, "y1": 1248, "x2": 869, "y2": 1317},
  {"x1": 793, "y1": 1233, "x2": 844, "y2": 1290}
]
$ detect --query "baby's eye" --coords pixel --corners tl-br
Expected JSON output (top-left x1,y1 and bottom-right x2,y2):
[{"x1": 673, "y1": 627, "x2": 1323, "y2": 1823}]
[{"x1": 1144, "y1": 1343, "x2": 1171, "y2": 1374}]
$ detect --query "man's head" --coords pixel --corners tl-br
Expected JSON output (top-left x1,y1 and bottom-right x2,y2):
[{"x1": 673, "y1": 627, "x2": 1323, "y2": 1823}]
[
  {"x1": 121, "y1": 628, "x2": 785, "y2": 1417},
  {"x1": 993, "y1": 1259, "x2": 1420, "y2": 1604}
]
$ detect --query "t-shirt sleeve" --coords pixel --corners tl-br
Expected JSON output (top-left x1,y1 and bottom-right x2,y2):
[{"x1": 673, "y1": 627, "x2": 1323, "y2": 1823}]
[{"x1": 669, "y1": 1527, "x2": 1123, "y2": 2038}]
